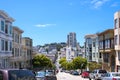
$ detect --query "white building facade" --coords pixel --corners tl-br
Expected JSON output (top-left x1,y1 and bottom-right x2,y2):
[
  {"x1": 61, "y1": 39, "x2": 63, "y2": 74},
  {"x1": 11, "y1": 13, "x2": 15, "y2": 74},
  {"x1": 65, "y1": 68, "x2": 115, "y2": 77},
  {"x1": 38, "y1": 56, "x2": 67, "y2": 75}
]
[
  {"x1": 84, "y1": 34, "x2": 100, "y2": 62},
  {"x1": 66, "y1": 46, "x2": 76, "y2": 62},
  {"x1": 114, "y1": 11, "x2": 120, "y2": 72},
  {"x1": 0, "y1": 10, "x2": 14, "y2": 68}
]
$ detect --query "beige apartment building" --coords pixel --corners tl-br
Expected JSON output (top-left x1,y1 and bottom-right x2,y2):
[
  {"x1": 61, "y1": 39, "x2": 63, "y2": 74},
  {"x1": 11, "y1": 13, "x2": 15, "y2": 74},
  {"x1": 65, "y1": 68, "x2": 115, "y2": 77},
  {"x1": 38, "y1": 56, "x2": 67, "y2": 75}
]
[
  {"x1": 10, "y1": 26, "x2": 23, "y2": 68},
  {"x1": 98, "y1": 29, "x2": 115, "y2": 72},
  {"x1": 0, "y1": 10, "x2": 14, "y2": 68},
  {"x1": 114, "y1": 11, "x2": 120, "y2": 72},
  {"x1": 22, "y1": 37, "x2": 33, "y2": 69}
]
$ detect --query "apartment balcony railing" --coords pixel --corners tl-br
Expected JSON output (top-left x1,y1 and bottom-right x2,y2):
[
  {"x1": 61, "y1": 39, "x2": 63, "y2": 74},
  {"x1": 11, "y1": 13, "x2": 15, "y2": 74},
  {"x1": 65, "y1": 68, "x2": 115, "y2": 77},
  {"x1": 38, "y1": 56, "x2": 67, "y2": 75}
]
[{"x1": 10, "y1": 56, "x2": 24, "y2": 62}]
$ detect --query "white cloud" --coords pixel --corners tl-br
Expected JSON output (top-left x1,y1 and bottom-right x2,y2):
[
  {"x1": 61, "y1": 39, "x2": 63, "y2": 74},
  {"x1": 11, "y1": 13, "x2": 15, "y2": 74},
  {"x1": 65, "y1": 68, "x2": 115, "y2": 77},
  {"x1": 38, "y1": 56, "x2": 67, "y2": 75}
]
[
  {"x1": 111, "y1": 2, "x2": 119, "y2": 7},
  {"x1": 80, "y1": 0, "x2": 110, "y2": 9},
  {"x1": 90, "y1": 0, "x2": 110, "y2": 9},
  {"x1": 34, "y1": 24, "x2": 56, "y2": 28}
]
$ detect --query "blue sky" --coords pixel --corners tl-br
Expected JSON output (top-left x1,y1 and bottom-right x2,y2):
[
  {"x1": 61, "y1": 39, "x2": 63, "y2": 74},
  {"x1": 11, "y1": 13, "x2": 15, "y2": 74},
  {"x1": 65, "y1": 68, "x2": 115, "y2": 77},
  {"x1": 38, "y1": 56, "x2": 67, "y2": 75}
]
[{"x1": 0, "y1": 0, "x2": 120, "y2": 46}]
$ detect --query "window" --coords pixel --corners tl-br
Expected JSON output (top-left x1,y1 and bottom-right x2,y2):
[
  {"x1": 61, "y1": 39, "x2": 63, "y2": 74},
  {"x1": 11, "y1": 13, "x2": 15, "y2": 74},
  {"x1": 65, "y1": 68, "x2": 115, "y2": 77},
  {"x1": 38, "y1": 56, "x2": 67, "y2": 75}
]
[
  {"x1": 12, "y1": 48, "x2": 14, "y2": 56},
  {"x1": 89, "y1": 47, "x2": 92, "y2": 52},
  {"x1": 0, "y1": 71, "x2": 3, "y2": 80},
  {"x1": 111, "y1": 39, "x2": 114, "y2": 48},
  {"x1": 1, "y1": 40, "x2": 4, "y2": 51},
  {"x1": 1, "y1": 21, "x2": 4, "y2": 32},
  {"x1": 99, "y1": 53, "x2": 102, "y2": 58},
  {"x1": 15, "y1": 34, "x2": 19, "y2": 43},
  {"x1": 115, "y1": 35, "x2": 118, "y2": 45},
  {"x1": 115, "y1": 19, "x2": 118, "y2": 29},
  {"x1": 17, "y1": 34, "x2": 19, "y2": 43},
  {"x1": 99, "y1": 41, "x2": 103, "y2": 49},
  {"x1": 118, "y1": 51, "x2": 120, "y2": 60},
  {"x1": 93, "y1": 42, "x2": 95, "y2": 47},
  {"x1": 93, "y1": 53, "x2": 95, "y2": 57},
  {"x1": 9, "y1": 42, "x2": 12, "y2": 51},
  {"x1": 9, "y1": 25, "x2": 12, "y2": 35},
  {"x1": 20, "y1": 49, "x2": 22, "y2": 56},
  {"x1": 5, "y1": 41, "x2": 8, "y2": 51},
  {"x1": 15, "y1": 48, "x2": 17, "y2": 56},
  {"x1": 105, "y1": 39, "x2": 110, "y2": 49},
  {"x1": 5, "y1": 24, "x2": 8, "y2": 34},
  {"x1": 20, "y1": 35, "x2": 22, "y2": 44},
  {"x1": 103, "y1": 53, "x2": 109, "y2": 62}
]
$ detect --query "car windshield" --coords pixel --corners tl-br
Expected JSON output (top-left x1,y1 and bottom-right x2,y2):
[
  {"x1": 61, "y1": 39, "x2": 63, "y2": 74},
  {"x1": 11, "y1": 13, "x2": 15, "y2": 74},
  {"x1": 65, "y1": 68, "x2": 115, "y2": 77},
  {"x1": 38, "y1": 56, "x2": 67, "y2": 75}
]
[
  {"x1": 36, "y1": 71, "x2": 53, "y2": 77},
  {"x1": 112, "y1": 73, "x2": 120, "y2": 77},
  {"x1": 8, "y1": 70, "x2": 36, "y2": 80},
  {"x1": 98, "y1": 70, "x2": 107, "y2": 73},
  {"x1": 86, "y1": 71, "x2": 90, "y2": 73},
  {"x1": 36, "y1": 71, "x2": 45, "y2": 77}
]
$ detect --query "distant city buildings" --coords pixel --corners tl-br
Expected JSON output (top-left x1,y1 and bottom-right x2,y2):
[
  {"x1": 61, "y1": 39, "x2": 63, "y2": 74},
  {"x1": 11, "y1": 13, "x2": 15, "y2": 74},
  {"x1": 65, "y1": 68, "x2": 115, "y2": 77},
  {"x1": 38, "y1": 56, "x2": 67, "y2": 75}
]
[
  {"x1": 67, "y1": 32, "x2": 77, "y2": 48},
  {"x1": 66, "y1": 32, "x2": 79, "y2": 62}
]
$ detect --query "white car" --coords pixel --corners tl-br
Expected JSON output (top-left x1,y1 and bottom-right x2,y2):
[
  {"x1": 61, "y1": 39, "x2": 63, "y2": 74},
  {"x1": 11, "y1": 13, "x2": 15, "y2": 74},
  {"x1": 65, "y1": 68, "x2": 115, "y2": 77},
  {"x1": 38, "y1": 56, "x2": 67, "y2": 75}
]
[
  {"x1": 102, "y1": 72, "x2": 120, "y2": 80},
  {"x1": 35, "y1": 71, "x2": 46, "y2": 80},
  {"x1": 89, "y1": 69, "x2": 107, "y2": 80}
]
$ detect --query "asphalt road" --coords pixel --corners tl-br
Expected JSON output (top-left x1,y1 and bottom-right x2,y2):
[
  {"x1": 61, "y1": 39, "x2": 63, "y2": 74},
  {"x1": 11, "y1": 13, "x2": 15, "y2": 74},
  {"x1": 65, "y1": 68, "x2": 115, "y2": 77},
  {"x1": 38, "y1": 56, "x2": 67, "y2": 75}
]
[{"x1": 56, "y1": 72, "x2": 89, "y2": 80}]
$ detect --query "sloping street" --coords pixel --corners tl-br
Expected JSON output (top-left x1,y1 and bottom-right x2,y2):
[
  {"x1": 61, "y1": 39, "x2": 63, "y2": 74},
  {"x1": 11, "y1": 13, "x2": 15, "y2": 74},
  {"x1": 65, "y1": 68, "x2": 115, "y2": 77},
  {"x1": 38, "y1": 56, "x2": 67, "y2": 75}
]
[{"x1": 56, "y1": 72, "x2": 89, "y2": 80}]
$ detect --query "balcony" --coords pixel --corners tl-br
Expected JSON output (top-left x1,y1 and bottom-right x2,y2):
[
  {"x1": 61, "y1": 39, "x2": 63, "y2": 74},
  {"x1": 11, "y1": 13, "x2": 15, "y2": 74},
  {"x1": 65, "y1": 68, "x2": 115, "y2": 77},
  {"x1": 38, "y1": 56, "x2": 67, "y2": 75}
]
[{"x1": 10, "y1": 56, "x2": 24, "y2": 62}]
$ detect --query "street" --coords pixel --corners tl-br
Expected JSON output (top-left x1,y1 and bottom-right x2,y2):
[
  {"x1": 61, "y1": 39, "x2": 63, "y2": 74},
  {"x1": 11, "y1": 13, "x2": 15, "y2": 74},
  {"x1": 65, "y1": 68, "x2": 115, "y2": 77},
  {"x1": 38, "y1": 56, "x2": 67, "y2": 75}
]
[{"x1": 56, "y1": 72, "x2": 89, "y2": 80}]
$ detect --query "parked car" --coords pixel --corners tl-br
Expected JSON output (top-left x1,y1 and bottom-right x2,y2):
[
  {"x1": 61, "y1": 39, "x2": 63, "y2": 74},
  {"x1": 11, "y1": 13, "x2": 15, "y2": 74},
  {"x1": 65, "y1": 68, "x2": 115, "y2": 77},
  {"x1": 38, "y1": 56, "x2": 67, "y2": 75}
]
[
  {"x1": 81, "y1": 71, "x2": 91, "y2": 78},
  {"x1": 0, "y1": 69, "x2": 36, "y2": 80},
  {"x1": 71, "y1": 71, "x2": 79, "y2": 75},
  {"x1": 35, "y1": 70, "x2": 57, "y2": 80},
  {"x1": 70, "y1": 70, "x2": 74, "y2": 74},
  {"x1": 89, "y1": 69, "x2": 107, "y2": 80},
  {"x1": 101, "y1": 72, "x2": 120, "y2": 80},
  {"x1": 44, "y1": 75, "x2": 57, "y2": 80},
  {"x1": 35, "y1": 71, "x2": 46, "y2": 80}
]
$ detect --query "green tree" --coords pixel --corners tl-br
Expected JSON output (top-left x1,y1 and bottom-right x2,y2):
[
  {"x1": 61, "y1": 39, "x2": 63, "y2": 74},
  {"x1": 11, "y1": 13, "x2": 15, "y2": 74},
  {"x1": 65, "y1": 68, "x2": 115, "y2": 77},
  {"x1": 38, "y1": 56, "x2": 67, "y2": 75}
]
[
  {"x1": 61, "y1": 61, "x2": 67, "y2": 70},
  {"x1": 32, "y1": 54, "x2": 53, "y2": 69},
  {"x1": 66, "y1": 62, "x2": 74, "y2": 70},
  {"x1": 59, "y1": 57, "x2": 67, "y2": 69},
  {"x1": 88, "y1": 62, "x2": 102, "y2": 71},
  {"x1": 59, "y1": 57, "x2": 66, "y2": 64},
  {"x1": 72, "y1": 56, "x2": 87, "y2": 70}
]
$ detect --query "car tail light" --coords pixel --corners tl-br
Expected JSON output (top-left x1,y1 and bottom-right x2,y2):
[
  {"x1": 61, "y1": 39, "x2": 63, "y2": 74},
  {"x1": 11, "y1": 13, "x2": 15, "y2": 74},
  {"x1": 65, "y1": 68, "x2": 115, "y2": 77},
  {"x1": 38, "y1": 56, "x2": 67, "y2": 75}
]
[{"x1": 112, "y1": 78, "x2": 117, "y2": 80}]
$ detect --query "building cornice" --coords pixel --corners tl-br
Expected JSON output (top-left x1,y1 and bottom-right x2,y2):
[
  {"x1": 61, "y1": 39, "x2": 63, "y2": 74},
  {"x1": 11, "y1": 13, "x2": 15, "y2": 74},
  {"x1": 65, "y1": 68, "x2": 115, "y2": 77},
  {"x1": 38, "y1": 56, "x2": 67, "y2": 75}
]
[
  {"x1": 0, "y1": 10, "x2": 14, "y2": 22},
  {"x1": 98, "y1": 29, "x2": 114, "y2": 36},
  {"x1": 13, "y1": 26, "x2": 24, "y2": 33}
]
